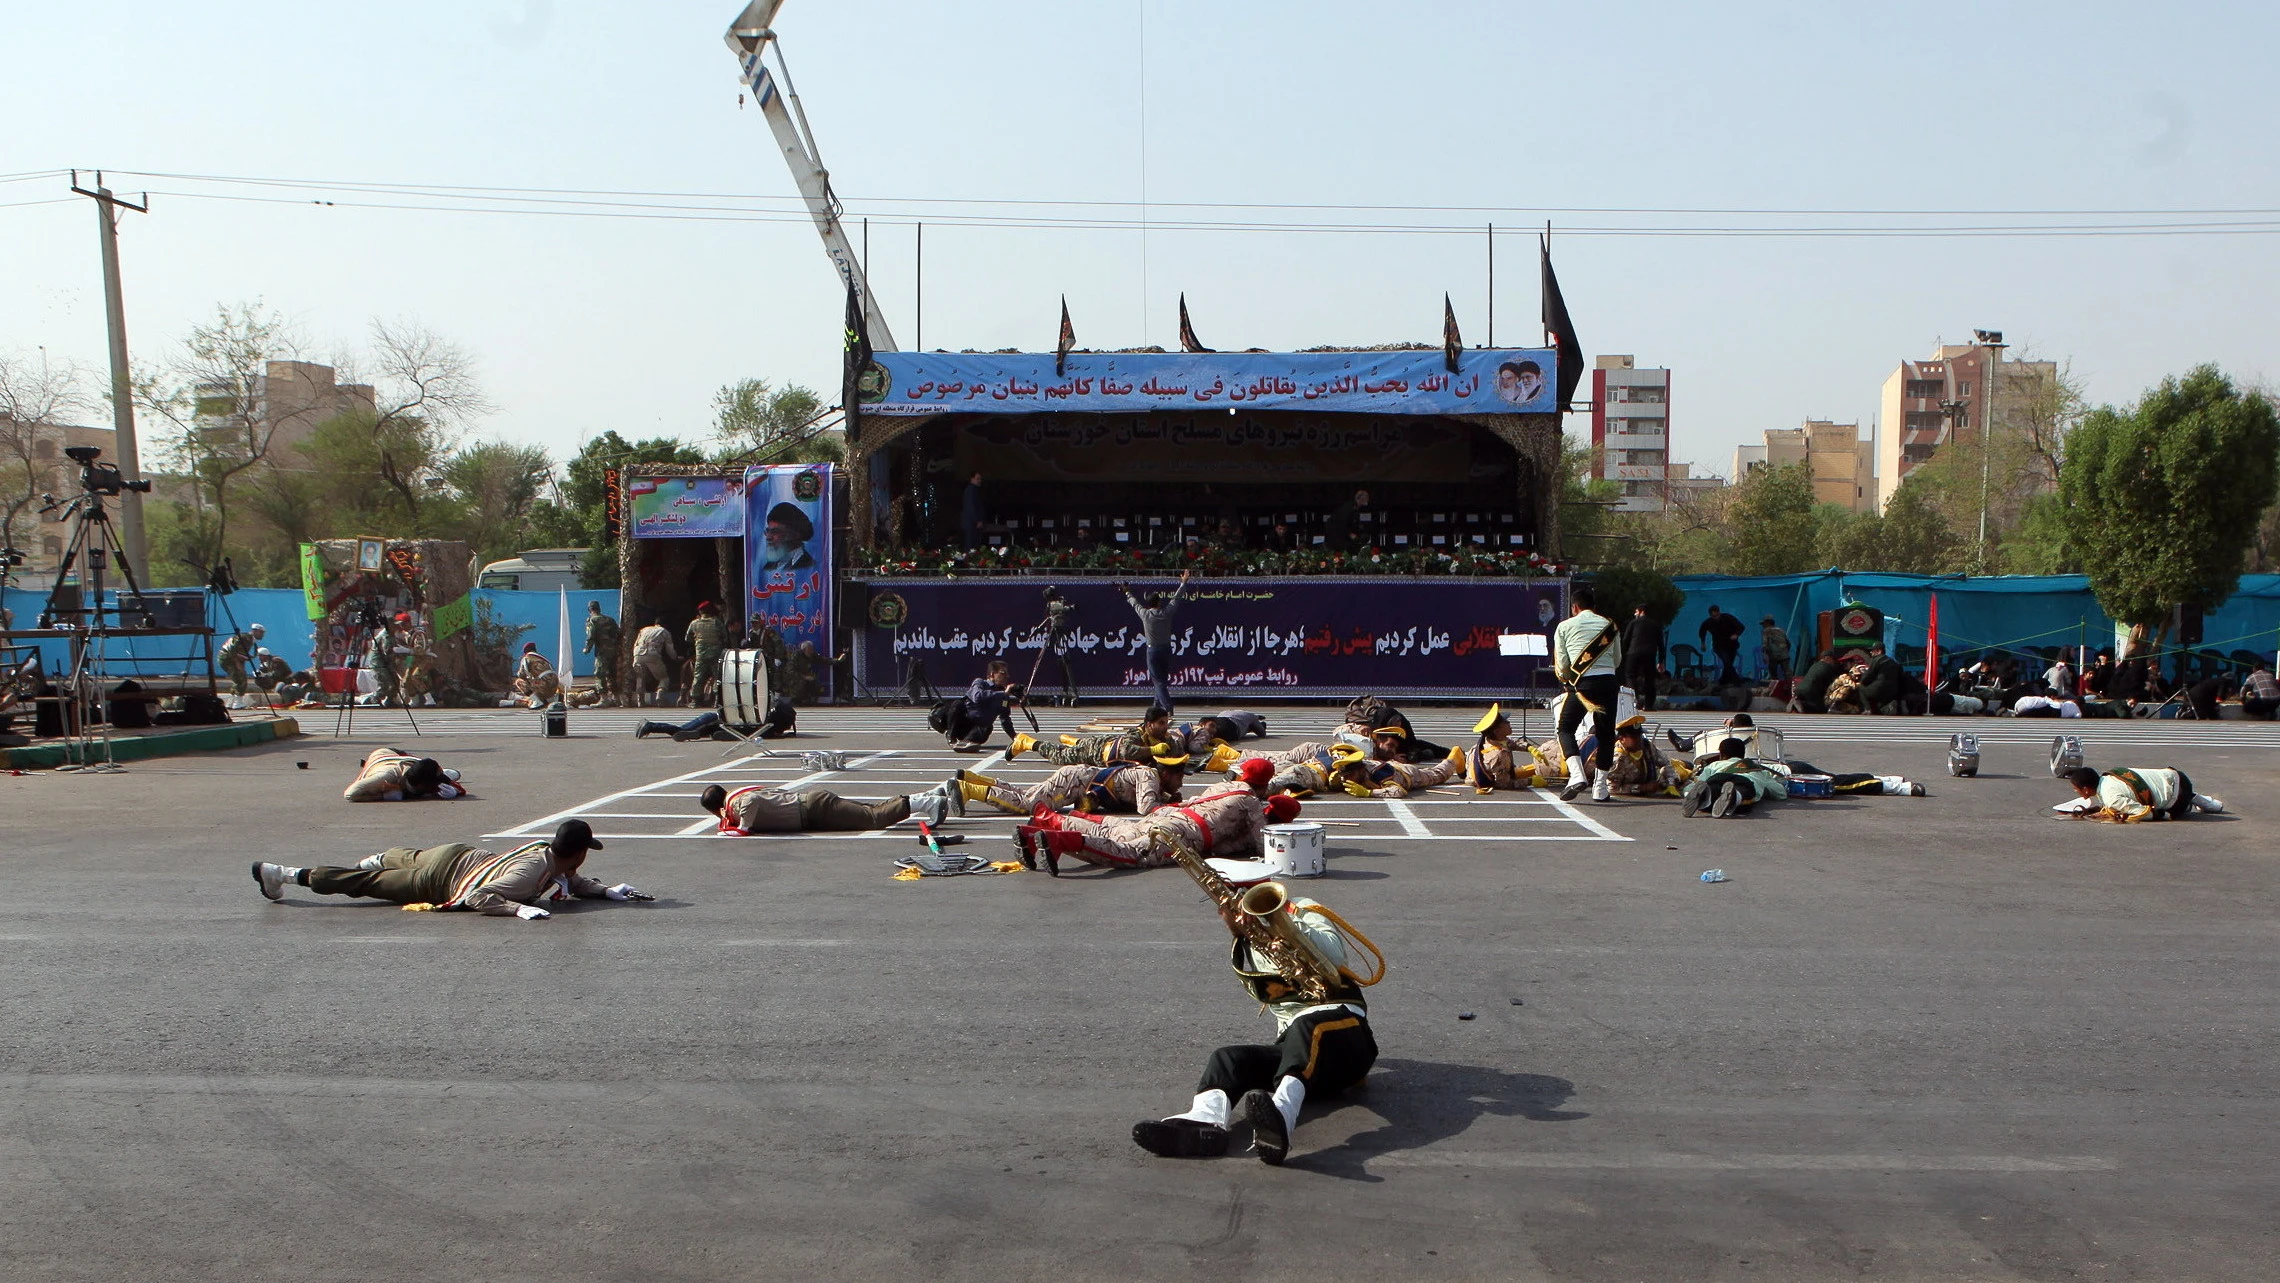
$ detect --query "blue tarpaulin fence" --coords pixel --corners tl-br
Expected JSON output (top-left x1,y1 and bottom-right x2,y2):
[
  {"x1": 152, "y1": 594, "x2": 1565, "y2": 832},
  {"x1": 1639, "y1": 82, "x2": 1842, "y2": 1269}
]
[
  {"x1": 3, "y1": 586, "x2": 622, "y2": 679},
  {"x1": 1668, "y1": 571, "x2": 2280, "y2": 677}
]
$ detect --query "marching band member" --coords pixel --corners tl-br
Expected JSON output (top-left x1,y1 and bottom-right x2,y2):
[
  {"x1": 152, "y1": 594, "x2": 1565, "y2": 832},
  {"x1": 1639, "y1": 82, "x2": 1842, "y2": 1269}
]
[
  {"x1": 1131, "y1": 872, "x2": 1380, "y2": 1165},
  {"x1": 251, "y1": 820, "x2": 646, "y2": 918},
  {"x1": 1009, "y1": 706, "x2": 1173, "y2": 765},
  {"x1": 1238, "y1": 741, "x2": 1363, "y2": 798},
  {"x1": 1336, "y1": 750, "x2": 1458, "y2": 799},
  {"x1": 702, "y1": 781, "x2": 950, "y2": 834},
  {"x1": 1595, "y1": 719, "x2": 1684, "y2": 797},
  {"x1": 1458, "y1": 704, "x2": 1537, "y2": 791},
  {"x1": 946, "y1": 749, "x2": 1187, "y2": 818},
  {"x1": 2060, "y1": 766, "x2": 2224, "y2": 822},
  {"x1": 342, "y1": 746, "x2": 466, "y2": 802},
  {"x1": 1017, "y1": 789, "x2": 1297, "y2": 876}
]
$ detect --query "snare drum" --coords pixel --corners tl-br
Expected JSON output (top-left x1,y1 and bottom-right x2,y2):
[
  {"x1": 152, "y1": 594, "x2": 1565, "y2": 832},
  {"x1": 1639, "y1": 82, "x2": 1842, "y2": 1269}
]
[
  {"x1": 1786, "y1": 773, "x2": 1834, "y2": 798},
  {"x1": 1263, "y1": 822, "x2": 1327, "y2": 878}
]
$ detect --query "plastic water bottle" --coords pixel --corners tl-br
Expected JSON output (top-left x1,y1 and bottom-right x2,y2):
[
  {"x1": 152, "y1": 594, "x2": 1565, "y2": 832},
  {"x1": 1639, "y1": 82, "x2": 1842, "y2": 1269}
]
[{"x1": 1700, "y1": 869, "x2": 1727, "y2": 883}]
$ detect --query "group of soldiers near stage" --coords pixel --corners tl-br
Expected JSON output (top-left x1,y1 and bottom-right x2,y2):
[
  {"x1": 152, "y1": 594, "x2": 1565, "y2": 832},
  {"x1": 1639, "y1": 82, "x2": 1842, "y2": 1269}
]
[{"x1": 585, "y1": 599, "x2": 829, "y2": 711}]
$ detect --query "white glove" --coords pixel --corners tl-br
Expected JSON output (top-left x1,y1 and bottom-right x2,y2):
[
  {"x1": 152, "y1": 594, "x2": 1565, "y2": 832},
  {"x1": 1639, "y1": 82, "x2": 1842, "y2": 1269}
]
[
  {"x1": 605, "y1": 883, "x2": 654, "y2": 902},
  {"x1": 516, "y1": 904, "x2": 551, "y2": 921},
  {"x1": 435, "y1": 783, "x2": 462, "y2": 800}
]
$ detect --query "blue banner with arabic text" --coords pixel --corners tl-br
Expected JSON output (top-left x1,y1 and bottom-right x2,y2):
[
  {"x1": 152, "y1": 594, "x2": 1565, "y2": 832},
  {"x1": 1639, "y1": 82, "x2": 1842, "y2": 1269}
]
[
  {"x1": 862, "y1": 349, "x2": 1560, "y2": 416},
  {"x1": 854, "y1": 576, "x2": 1566, "y2": 699}
]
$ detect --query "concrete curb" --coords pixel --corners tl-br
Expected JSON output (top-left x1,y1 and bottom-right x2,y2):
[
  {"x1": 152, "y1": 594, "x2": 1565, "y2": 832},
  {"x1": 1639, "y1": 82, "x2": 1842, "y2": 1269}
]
[{"x1": 2, "y1": 717, "x2": 300, "y2": 770}]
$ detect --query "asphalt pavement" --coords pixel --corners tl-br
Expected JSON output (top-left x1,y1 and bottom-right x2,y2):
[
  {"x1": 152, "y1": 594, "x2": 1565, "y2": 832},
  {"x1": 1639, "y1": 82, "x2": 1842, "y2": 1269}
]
[{"x1": 2, "y1": 705, "x2": 2274, "y2": 1281}]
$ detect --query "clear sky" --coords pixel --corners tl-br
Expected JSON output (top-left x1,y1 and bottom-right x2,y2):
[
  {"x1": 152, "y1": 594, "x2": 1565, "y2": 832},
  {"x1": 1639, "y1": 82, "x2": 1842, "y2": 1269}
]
[{"x1": 5, "y1": 1, "x2": 2277, "y2": 482}]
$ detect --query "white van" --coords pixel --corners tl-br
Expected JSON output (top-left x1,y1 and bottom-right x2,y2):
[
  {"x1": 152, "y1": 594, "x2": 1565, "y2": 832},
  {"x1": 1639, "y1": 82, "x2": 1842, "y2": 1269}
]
[{"x1": 478, "y1": 548, "x2": 589, "y2": 593}]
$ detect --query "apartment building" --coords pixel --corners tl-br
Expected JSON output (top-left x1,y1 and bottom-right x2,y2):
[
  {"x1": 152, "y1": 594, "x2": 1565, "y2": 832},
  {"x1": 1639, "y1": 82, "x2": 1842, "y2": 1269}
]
[
  {"x1": 1589, "y1": 355, "x2": 1671, "y2": 512},
  {"x1": 1734, "y1": 419, "x2": 1876, "y2": 514},
  {"x1": 1875, "y1": 332, "x2": 2058, "y2": 510},
  {"x1": 194, "y1": 360, "x2": 378, "y2": 465}
]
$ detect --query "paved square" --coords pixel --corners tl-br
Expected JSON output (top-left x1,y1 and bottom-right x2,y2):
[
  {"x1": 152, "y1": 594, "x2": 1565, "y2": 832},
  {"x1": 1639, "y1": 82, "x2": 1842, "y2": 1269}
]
[{"x1": 3, "y1": 703, "x2": 2275, "y2": 1281}]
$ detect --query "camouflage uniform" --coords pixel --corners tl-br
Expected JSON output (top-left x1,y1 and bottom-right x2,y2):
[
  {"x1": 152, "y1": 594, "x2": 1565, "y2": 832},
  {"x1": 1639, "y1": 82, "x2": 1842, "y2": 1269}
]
[
  {"x1": 685, "y1": 613, "x2": 725, "y2": 706},
  {"x1": 585, "y1": 611, "x2": 623, "y2": 703}
]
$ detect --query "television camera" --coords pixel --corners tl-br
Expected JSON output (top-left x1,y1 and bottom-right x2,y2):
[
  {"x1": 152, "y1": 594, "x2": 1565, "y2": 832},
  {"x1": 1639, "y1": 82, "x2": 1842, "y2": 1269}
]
[{"x1": 63, "y1": 445, "x2": 152, "y2": 497}]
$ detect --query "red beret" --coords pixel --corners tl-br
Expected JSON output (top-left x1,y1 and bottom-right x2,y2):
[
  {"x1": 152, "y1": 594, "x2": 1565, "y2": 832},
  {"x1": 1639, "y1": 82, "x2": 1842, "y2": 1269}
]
[
  {"x1": 1264, "y1": 794, "x2": 1302, "y2": 823},
  {"x1": 1237, "y1": 758, "x2": 1272, "y2": 786}
]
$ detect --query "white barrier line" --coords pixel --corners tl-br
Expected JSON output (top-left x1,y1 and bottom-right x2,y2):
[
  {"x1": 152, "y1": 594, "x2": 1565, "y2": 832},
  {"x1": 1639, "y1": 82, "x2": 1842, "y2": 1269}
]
[
  {"x1": 1536, "y1": 786, "x2": 1634, "y2": 841},
  {"x1": 1379, "y1": 800, "x2": 1434, "y2": 838},
  {"x1": 492, "y1": 750, "x2": 898, "y2": 837}
]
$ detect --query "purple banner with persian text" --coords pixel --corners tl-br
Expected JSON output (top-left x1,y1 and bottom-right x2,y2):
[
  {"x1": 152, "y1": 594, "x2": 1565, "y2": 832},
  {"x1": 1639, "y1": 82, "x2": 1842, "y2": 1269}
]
[
  {"x1": 854, "y1": 576, "x2": 1568, "y2": 699},
  {"x1": 861, "y1": 349, "x2": 1560, "y2": 416}
]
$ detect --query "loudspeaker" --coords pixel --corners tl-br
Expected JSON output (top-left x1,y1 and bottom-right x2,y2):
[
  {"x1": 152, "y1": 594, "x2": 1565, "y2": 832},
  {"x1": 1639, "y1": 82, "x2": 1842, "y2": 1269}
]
[
  {"x1": 135, "y1": 591, "x2": 207, "y2": 630},
  {"x1": 2176, "y1": 603, "x2": 2205, "y2": 646}
]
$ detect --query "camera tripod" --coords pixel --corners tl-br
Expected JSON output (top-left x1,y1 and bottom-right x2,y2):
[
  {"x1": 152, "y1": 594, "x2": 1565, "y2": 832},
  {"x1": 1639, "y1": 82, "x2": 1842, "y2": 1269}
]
[
  {"x1": 34, "y1": 485, "x2": 159, "y2": 771},
  {"x1": 329, "y1": 613, "x2": 421, "y2": 738}
]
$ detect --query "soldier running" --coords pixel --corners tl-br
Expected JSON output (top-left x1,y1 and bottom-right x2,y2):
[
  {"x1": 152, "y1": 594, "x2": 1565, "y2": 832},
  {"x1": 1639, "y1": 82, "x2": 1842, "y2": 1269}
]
[{"x1": 584, "y1": 601, "x2": 622, "y2": 705}]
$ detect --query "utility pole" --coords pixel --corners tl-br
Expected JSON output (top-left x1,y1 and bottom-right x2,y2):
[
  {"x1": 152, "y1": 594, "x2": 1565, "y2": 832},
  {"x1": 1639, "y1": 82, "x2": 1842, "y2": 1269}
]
[
  {"x1": 1973, "y1": 330, "x2": 2007, "y2": 575},
  {"x1": 71, "y1": 171, "x2": 151, "y2": 584}
]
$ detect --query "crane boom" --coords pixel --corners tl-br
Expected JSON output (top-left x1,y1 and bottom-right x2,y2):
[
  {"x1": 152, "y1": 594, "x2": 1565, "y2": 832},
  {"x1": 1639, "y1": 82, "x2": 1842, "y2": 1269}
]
[{"x1": 724, "y1": 1, "x2": 898, "y2": 351}]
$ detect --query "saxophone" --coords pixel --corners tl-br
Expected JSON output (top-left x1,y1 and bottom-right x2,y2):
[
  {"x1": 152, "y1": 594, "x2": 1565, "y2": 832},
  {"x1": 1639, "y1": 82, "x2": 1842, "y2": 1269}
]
[{"x1": 1156, "y1": 834, "x2": 1345, "y2": 1004}]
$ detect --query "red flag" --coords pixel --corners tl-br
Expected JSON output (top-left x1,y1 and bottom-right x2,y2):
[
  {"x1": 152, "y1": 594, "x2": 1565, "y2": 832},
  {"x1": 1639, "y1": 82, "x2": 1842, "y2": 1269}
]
[{"x1": 1925, "y1": 592, "x2": 1940, "y2": 706}]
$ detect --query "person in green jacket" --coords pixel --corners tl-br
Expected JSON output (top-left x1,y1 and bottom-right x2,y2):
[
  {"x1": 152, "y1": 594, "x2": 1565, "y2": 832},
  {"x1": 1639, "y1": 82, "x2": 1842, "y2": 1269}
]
[
  {"x1": 1682, "y1": 740, "x2": 1790, "y2": 818},
  {"x1": 1789, "y1": 651, "x2": 1841, "y2": 713}
]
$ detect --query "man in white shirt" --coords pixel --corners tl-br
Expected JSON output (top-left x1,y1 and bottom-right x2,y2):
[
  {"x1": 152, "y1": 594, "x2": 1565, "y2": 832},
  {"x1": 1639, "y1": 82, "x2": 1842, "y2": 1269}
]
[
  {"x1": 1551, "y1": 582, "x2": 1624, "y2": 802},
  {"x1": 2060, "y1": 766, "x2": 2223, "y2": 822}
]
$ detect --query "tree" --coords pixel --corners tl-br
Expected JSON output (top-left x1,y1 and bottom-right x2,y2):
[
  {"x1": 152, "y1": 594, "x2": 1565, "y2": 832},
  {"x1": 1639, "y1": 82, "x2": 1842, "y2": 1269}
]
[
  {"x1": 337, "y1": 320, "x2": 492, "y2": 524},
  {"x1": 439, "y1": 441, "x2": 557, "y2": 561},
  {"x1": 1869, "y1": 481, "x2": 1964, "y2": 573},
  {"x1": 713, "y1": 378, "x2": 833, "y2": 463},
  {"x1": 0, "y1": 351, "x2": 92, "y2": 568},
  {"x1": 1584, "y1": 566, "x2": 1684, "y2": 625},
  {"x1": 2059, "y1": 365, "x2": 2279, "y2": 630},
  {"x1": 544, "y1": 432, "x2": 709, "y2": 587},
  {"x1": 1723, "y1": 462, "x2": 1819, "y2": 576},
  {"x1": 134, "y1": 302, "x2": 317, "y2": 571}
]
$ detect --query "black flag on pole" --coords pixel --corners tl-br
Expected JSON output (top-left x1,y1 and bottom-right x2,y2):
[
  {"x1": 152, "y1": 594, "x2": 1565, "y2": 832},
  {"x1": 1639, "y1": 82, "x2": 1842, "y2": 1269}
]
[
  {"x1": 1056, "y1": 296, "x2": 1075, "y2": 376},
  {"x1": 1541, "y1": 235, "x2": 1584, "y2": 413},
  {"x1": 842, "y1": 280, "x2": 873, "y2": 444},
  {"x1": 1442, "y1": 293, "x2": 1463, "y2": 373},
  {"x1": 1178, "y1": 293, "x2": 1212, "y2": 353}
]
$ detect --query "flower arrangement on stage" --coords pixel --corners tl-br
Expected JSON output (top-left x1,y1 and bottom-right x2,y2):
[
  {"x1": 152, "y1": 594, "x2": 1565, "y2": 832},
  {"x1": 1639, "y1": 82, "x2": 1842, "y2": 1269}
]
[{"x1": 864, "y1": 543, "x2": 1562, "y2": 578}]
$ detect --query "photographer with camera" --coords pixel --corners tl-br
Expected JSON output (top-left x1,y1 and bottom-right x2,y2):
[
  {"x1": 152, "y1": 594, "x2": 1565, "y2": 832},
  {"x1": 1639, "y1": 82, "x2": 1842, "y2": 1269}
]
[{"x1": 946, "y1": 659, "x2": 1022, "y2": 753}]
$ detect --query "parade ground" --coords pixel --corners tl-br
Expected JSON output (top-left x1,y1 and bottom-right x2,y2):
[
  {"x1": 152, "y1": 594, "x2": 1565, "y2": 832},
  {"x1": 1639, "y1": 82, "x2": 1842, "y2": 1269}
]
[{"x1": 3, "y1": 705, "x2": 2275, "y2": 1282}]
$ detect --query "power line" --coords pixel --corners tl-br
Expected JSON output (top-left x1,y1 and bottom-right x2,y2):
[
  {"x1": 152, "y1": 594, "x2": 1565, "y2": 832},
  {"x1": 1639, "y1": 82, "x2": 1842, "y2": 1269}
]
[
  {"x1": 98, "y1": 167, "x2": 2280, "y2": 219},
  {"x1": 129, "y1": 188, "x2": 2280, "y2": 239}
]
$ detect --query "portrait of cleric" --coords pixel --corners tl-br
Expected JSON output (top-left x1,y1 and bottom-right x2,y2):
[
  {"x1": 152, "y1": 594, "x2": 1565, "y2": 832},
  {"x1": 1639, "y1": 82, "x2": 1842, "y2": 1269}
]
[
  {"x1": 1495, "y1": 358, "x2": 1547, "y2": 410},
  {"x1": 762, "y1": 500, "x2": 817, "y2": 570}
]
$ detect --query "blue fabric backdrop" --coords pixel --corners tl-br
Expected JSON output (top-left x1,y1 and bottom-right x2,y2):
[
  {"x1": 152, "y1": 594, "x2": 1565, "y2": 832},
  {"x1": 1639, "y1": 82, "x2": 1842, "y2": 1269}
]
[
  {"x1": 3, "y1": 586, "x2": 622, "y2": 679},
  {"x1": 1666, "y1": 571, "x2": 2280, "y2": 676}
]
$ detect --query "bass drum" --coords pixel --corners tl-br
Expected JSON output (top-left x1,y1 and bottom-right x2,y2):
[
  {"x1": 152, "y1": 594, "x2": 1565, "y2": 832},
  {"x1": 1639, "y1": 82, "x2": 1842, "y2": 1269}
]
[{"x1": 721, "y1": 648, "x2": 770, "y2": 726}]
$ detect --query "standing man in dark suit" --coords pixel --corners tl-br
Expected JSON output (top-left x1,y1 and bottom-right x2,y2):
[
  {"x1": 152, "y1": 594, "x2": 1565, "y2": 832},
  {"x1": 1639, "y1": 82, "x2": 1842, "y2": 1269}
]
[
  {"x1": 1698, "y1": 604, "x2": 1745, "y2": 685},
  {"x1": 1620, "y1": 605, "x2": 1663, "y2": 712}
]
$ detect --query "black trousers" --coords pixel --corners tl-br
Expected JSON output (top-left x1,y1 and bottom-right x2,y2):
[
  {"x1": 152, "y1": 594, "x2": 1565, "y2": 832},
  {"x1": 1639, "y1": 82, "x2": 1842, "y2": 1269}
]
[
  {"x1": 1712, "y1": 643, "x2": 1741, "y2": 682},
  {"x1": 2167, "y1": 770, "x2": 2196, "y2": 818},
  {"x1": 1623, "y1": 666, "x2": 1656, "y2": 713},
  {"x1": 1558, "y1": 675, "x2": 1620, "y2": 769},
  {"x1": 1198, "y1": 1006, "x2": 1376, "y2": 1098}
]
